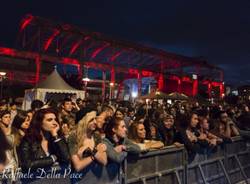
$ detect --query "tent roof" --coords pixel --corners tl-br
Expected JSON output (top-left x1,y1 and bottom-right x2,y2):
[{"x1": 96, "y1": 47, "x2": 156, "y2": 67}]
[{"x1": 36, "y1": 69, "x2": 76, "y2": 90}]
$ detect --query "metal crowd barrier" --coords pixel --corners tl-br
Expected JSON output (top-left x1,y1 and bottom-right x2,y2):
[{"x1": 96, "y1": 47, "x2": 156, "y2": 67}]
[
  {"x1": 1, "y1": 136, "x2": 250, "y2": 184},
  {"x1": 187, "y1": 136, "x2": 250, "y2": 184},
  {"x1": 123, "y1": 136, "x2": 250, "y2": 184},
  {"x1": 123, "y1": 145, "x2": 187, "y2": 184}
]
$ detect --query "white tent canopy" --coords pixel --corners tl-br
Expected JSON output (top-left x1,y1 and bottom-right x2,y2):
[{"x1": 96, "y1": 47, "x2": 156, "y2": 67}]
[{"x1": 22, "y1": 69, "x2": 85, "y2": 110}]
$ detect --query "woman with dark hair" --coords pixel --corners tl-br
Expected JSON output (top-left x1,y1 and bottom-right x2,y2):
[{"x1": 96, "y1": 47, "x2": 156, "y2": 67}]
[
  {"x1": 128, "y1": 121, "x2": 164, "y2": 151},
  {"x1": 61, "y1": 115, "x2": 76, "y2": 141},
  {"x1": 158, "y1": 114, "x2": 182, "y2": 147},
  {"x1": 179, "y1": 112, "x2": 209, "y2": 161},
  {"x1": 114, "y1": 108, "x2": 125, "y2": 119},
  {"x1": 18, "y1": 108, "x2": 70, "y2": 173},
  {"x1": 12, "y1": 110, "x2": 31, "y2": 146},
  {"x1": 148, "y1": 123, "x2": 162, "y2": 141},
  {"x1": 103, "y1": 117, "x2": 140, "y2": 182},
  {"x1": 199, "y1": 117, "x2": 223, "y2": 146}
]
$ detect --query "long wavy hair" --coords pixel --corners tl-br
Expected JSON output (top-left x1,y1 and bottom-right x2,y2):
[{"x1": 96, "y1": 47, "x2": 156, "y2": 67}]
[
  {"x1": 105, "y1": 117, "x2": 124, "y2": 141},
  {"x1": 76, "y1": 111, "x2": 96, "y2": 150},
  {"x1": 26, "y1": 108, "x2": 60, "y2": 142},
  {"x1": 128, "y1": 121, "x2": 144, "y2": 143},
  {"x1": 12, "y1": 110, "x2": 28, "y2": 130}
]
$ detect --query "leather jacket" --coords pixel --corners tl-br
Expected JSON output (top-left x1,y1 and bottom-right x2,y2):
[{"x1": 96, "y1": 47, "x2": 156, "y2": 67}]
[{"x1": 18, "y1": 136, "x2": 70, "y2": 171}]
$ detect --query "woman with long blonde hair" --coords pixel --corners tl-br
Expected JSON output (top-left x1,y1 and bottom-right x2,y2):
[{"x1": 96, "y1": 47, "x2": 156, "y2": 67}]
[{"x1": 68, "y1": 111, "x2": 107, "y2": 183}]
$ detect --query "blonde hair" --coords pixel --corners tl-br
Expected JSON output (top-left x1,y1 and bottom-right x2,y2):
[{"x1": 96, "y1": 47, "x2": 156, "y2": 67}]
[{"x1": 76, "y1": 111, "x2": 96, "y2": 150}]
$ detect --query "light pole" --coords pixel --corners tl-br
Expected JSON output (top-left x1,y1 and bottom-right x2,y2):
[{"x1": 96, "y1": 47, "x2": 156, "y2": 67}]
[
  {"x1": 109, "y1": 82, "x2": 114, "y2": 100},
  {"x1": 82, "y1": 77, "x2": 90, "y2": 99},
  {"x1": 0, "y1": 72, "x2": 6, "y2": 99},
  {"x1": 82, "y1": 66, "x2": 90, "y2": 99}
]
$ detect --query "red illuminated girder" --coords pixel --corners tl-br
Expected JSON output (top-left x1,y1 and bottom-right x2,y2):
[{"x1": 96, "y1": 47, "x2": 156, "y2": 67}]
[
  {"x1": 69, "y1": 36, "x2": 91, "y2": 55},
  {"x1": 208, "y1": 83, "x2": 212, "y2": 98},
  {"x1": 170, "y1": 75, "x2": 197, "y2": 96},
  {"x1": 202, "y1": 80, "x2": 224, "y2": 98},
  {"x1": 202, "y1": 80, "x2": 210, "y2": 85},
  {"x1": 137, "y1": 72, "x2": 142, "y2": 97},
  {"x1": 169, "y1": 75, "x2": 180, "y2": 81},
  {"x1": 201, "y1": 80, "x2": 212, "y2": 98},
  {"x1": 211, "y1": 81, "x2": 224, "y2": 98},
  {"x1": 44, "y1": 29, "x2": 60, "y2": 51},
  {"x1": 69, "y1": 40, "x2": 83, "y2": 55},
  {"x1": 182, "y1": 76, "x2": 191, "y2": 82},
  {"x1": 90, "y1": 43, "x2": 110, "y2": 59},
  {"x1": 62, "y1": 58, "x2": 81, "y2": 75},
  {"x1": 111, "y1": 66, "x2": 115, "y2": 84},
  {"x1": 0, "y1": 48, "x2": 16, "y2": 56},
  {"x1": 19, "y1": 15, "x2": 225, "y2": 75},
  {"x1": 102, "y1": 71, "x2": 106, "y2": 102},
  {"x1": 211, "y1": 81, "x2": 221, "y2": 87},
  {"x1": 20, "y1": 14, "x2": 34, "y2": 31},
  {"x1": 128, "y1": 69, "x2": 138, "y2": 75},
  {"x1": 35, "y1": 56, "x2": 41, "y2": 84},
  {"x1": 84, "y1": 62, "x2": 136, "y2": 74},
  {"x1": 158, "y1": 73, "x2": 164, "y2": 91},
  {"x1": 0, "y1": 47, "x2": 157, "y2": 76},
  {"x1": 220, "y1": 83, "x2": 225, "y2": 98},
  {"x1": 141, "y1": 70, "x2": 153, "y2": 77},
  {"x1": 192, "y1": 79, "x2": 198, "y2": 97},
  {"x1": 169, "y1": 75, "x2": 181, "y2": 92},
  {"x1": 6, "y1": 70, "x2": 47, "y2": 84},
  {"x1": 110, "y1": 50, "x2": 123, "y2": 62},
  {"x1": 62, "y1": 57, "x2": 80, "y2": 66}
]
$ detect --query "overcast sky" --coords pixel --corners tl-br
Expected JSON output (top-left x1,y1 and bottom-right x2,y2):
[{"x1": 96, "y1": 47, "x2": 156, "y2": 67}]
[{"x1": 0, "y1": 0, "x2": 250, "y2": 86}]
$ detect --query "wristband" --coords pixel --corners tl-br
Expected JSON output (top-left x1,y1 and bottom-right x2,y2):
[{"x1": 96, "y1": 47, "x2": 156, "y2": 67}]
[
  {"x1": 51, "y1": 155, "x2": 57, "y2": 162},
  {"x1": 92, "y1": 148, "x2": 98, "y2": 157},
  {"x1": 90, "y1": 155, "x2": 95, "y2": 161}
]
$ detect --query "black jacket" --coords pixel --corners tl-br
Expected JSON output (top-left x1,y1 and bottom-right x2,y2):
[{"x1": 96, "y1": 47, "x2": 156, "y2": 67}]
[
  {"x1": 158, "y1": 124, "x2": 182, "y2": 146},
  {"x1": 18, "y1": 136, "x2": 70, "y2": 171}
]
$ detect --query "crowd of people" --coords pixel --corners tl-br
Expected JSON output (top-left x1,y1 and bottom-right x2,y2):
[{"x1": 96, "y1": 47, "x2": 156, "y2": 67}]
[{"x1": 0, "y1": 96, "x2": 249, "y2": 183}]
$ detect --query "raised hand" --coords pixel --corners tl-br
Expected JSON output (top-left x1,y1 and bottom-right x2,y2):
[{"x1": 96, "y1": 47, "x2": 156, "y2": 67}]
[
  {"x1": 96, "y1": 143, "x2": 107, "y2": 152},
  {"x1": 50, "y1": 122, "x2": 60, "y2": 137},
  {"x1": 114, "y1": 145, "x2": 126, "y2": 153}
]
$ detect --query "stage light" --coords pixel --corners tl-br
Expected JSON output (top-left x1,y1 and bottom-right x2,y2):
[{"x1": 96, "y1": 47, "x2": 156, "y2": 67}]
[
  {"x1": 131, "y1": 91, "x2": 138, "y2": 98},
  {"x1": 82, "y1": 77, "x2": 90, "y2": 82},
  {"x1": 192, "y1": 74, "x2": 197, "y2": 80},
  {"x1": 0, "y1": 72, "x2": 6, "y2": 76}
]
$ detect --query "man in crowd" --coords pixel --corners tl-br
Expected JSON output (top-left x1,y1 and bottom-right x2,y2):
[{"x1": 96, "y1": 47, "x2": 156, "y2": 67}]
[
  {"x1": 58, "y1": 98, "x2": 75, "y2": 125},
  {"x1": 212, "y1": 111, "x2": 239, "y2": 139}
]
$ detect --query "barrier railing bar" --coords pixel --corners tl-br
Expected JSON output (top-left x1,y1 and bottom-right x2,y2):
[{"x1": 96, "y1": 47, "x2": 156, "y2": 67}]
[
  {"x1": 234, "y1": 155, "x2": 249, "y2": 184},
  {"x1": 141, "y1": 178, "x2": 147, "y2": 184},
  {"x1": 120, "y1": 162, "x2": 124, "y2": 184},
  {"x1": 188, "y1": 156, "x2": 225, "y2": 169},
  {"x1": 197, "y1": 164, "x2": 207, "y2": 184},
  {"x1": 219, "y1": 159, "x2": 232, "y2": 184},
  {"x1": 227, "y1": 151, "x2": 250, "y2": 158},
  {"x1": 126, "y1": 166, "x2": 184, "y2": 183},
  {"x1": 231, "y1": 136, "x2": 243, "y2": 142},
  {"x1": 174, "y1": 170, "x2": 182, "y2": 184},
  {"x1": 183, "y1": 150, "x2": 188, "y2": 184},
  {"x1": 123, "y1": 160, "x2": 128, "y2": 184},
  {"x1": 207, "y1": 167, "x2": 246, "y2": 183},
  {"x1": 137, "y1": 146, "x2": 185, "y2": 158},
  {"x1": 206, "y1": 172, "x2": 227, "y2": 183},
  {"x1": 155, "y1": 154, "x2": 159, "y2": 184}
]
